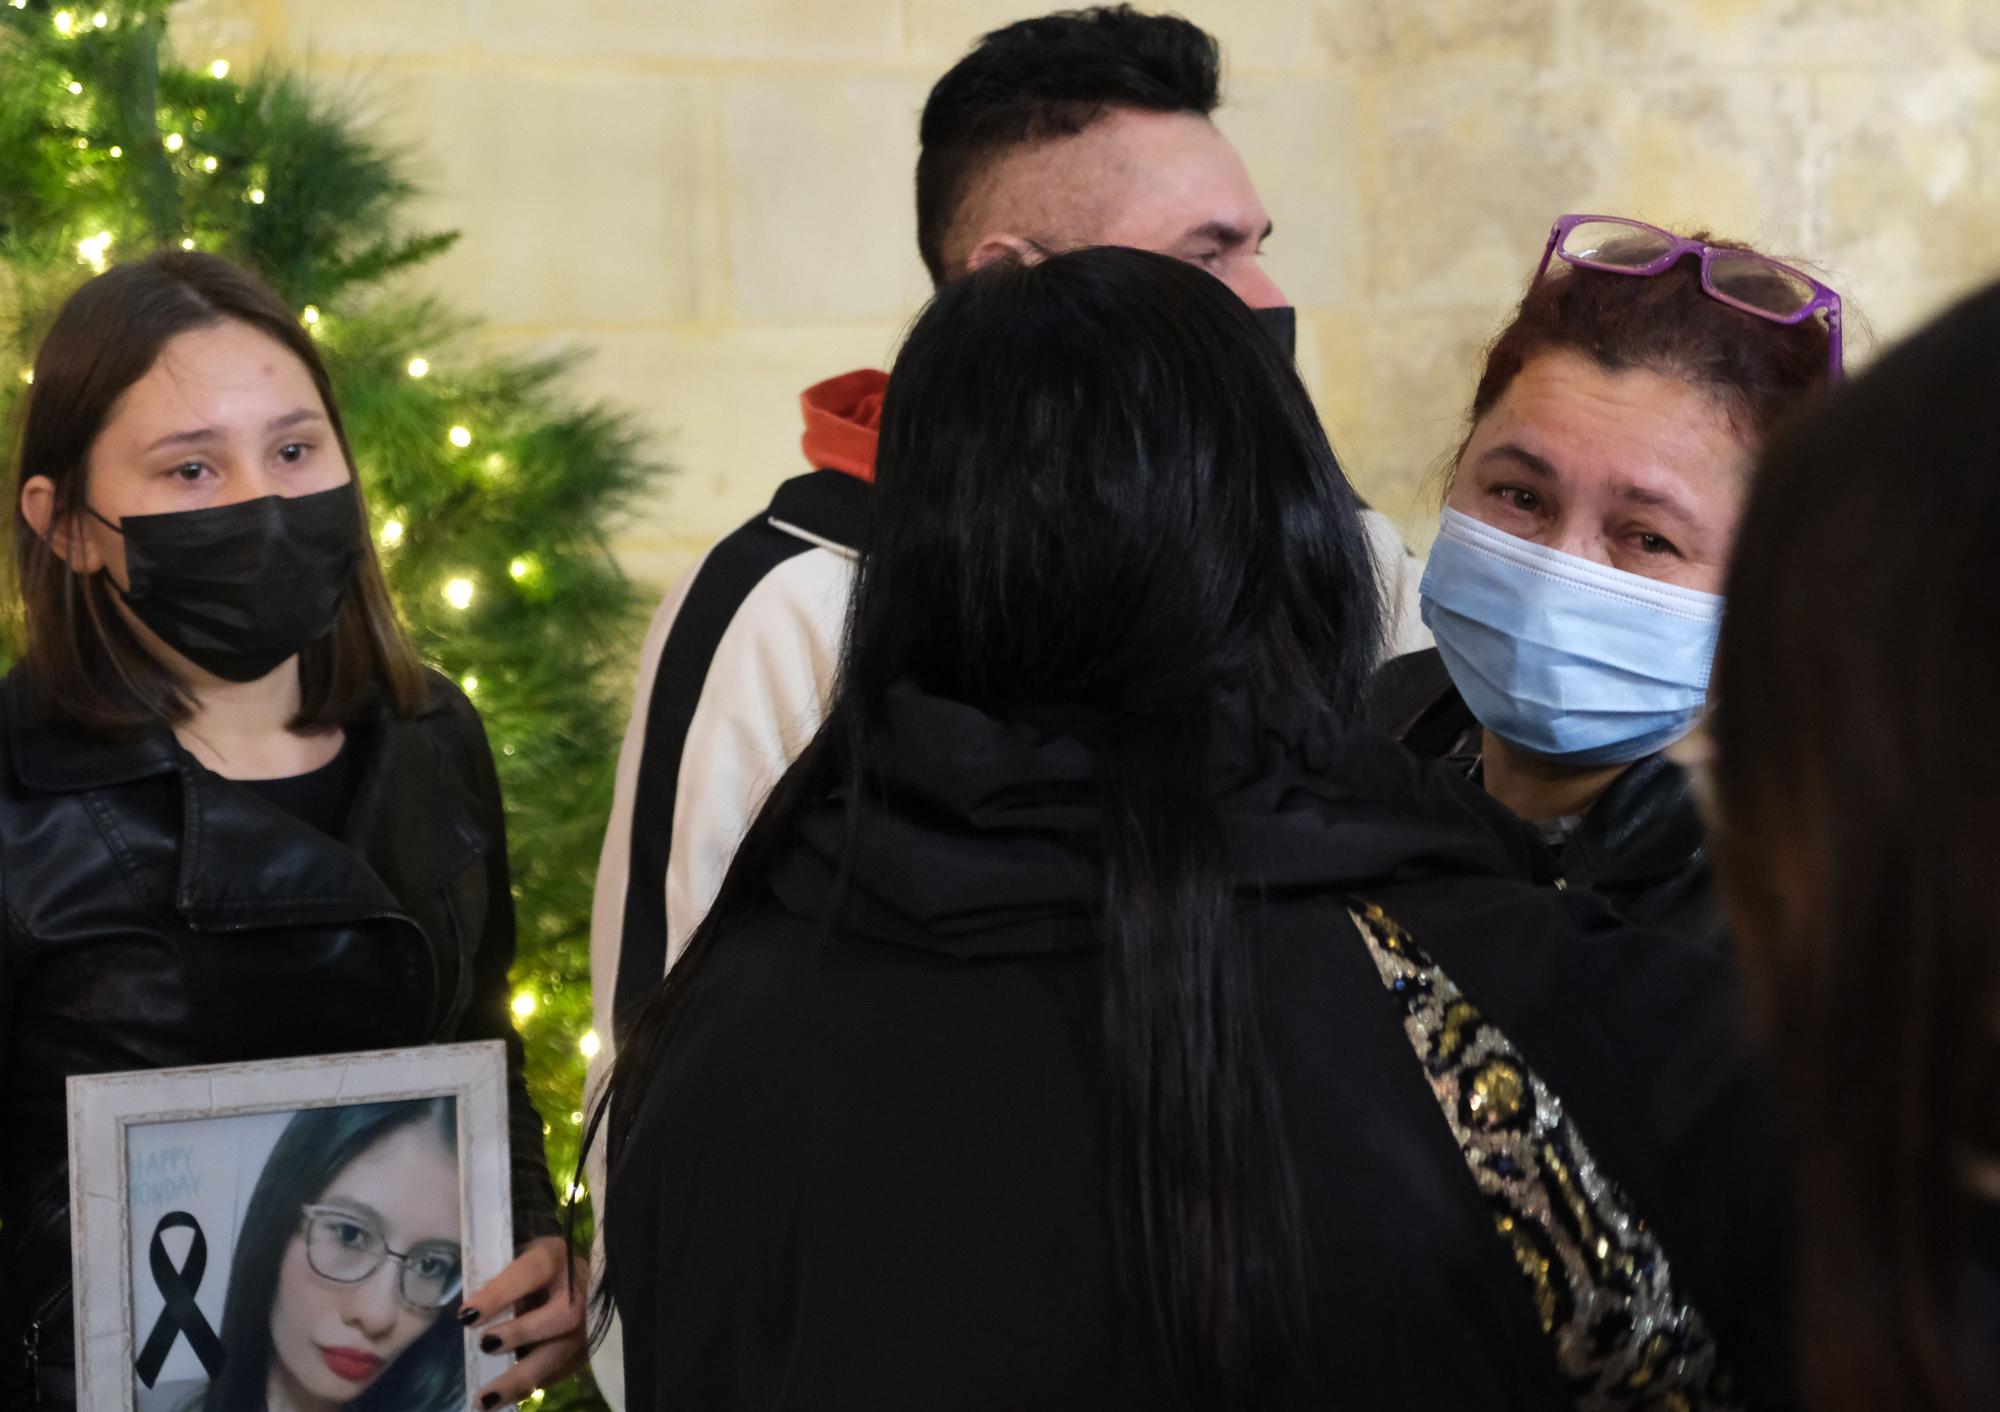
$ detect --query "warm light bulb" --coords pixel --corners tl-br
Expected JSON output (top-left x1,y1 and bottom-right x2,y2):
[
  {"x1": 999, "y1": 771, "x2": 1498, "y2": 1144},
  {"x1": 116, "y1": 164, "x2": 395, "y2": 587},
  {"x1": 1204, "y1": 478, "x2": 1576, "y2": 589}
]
[
  {"x1": 447, "y1": 425, "x2": 472, "y2": 449},
  {"x1": 66, "y1": 80, "x2": 82, "y2": 94},
  {"x1": 90, "y1": 10, "x2": 107, "y2": 27},
  {"x1": 460, "y1": 673, "x2": 479, "y2": 696},
  {"x1": 579, "y1": 1030, "x2": 602, "y2": 1059},
  {"x1": 179, "y1": 237, "x2": 195, "y2": 250},
  {"x1": 73, "y1": 137, "x2": 87, "y2": 149},
  {"x1": 510, "y1": 991, "x2": 537, "y2": 1020},
  {"x1": 52, "y1": 10, "x2": 75, "y2": 35},
  {"x1": 163, "y1": 132, "x2": 184, "y2": 152},
  {"x1": 301, "y1": 304, "x2": 321, "y2": 325},
  {"x1": 406, "y1": 356, "x2": 430, "y2": 379},
  {"x1": 200, "y1": 155, "x2": 218, "y2": 173},
  {"x1": 247, "y1": 187, "x2": 266, "y2": 205},
  {"x1": 208, "y1": 58, "x2": 230, "y2": 79},
  {"x1": 443, "y1": 576, "x2": 476, "y2": 610},
  {"x1": 75, "y1": 231, "x2": 113, "y2": 272},
  {"x1": 108, "y1": 145, "x2": 122, "y2": 157},
  {"x1": 378, "y1": 518, "x2": 404, "y2": 549},
  {"x1": 508, "y1": 557, "x2": 530, "y2": 581}
]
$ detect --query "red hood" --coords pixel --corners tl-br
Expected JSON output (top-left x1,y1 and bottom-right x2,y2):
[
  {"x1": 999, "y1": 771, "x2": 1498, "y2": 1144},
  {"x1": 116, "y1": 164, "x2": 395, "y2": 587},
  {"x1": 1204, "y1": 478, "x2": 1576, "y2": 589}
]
[{"x1": 800, "y1": 369, "x2": 886, "y2": 483}]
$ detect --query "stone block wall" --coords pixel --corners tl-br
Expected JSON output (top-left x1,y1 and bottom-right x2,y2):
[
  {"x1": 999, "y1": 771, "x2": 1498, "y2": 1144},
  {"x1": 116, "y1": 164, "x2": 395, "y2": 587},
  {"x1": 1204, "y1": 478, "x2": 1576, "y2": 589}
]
[{"x1": 168, "y1": 0, "x2": 2000, "y2": 588}]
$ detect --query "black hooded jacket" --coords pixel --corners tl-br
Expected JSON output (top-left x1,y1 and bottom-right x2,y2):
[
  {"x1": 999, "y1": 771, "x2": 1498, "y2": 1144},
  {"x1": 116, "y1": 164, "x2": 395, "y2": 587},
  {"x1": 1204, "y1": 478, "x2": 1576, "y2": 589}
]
[
  {"x1": 1368, "y1": 648, "x2": 1723, "y2": 950},
  {"x1": 605, "y1": 684, "x2": 1787, "y2": 1411},
  {"x1": 0, "y1": 669, "x2": 556, "y2": 1409}
]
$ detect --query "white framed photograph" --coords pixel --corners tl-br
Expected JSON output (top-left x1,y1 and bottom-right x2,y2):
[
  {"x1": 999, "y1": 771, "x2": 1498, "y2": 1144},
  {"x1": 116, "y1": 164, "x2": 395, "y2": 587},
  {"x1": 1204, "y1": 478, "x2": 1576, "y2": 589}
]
[{"x1": 67, "y1": 1042, "x2": 516, "y2": 1412}]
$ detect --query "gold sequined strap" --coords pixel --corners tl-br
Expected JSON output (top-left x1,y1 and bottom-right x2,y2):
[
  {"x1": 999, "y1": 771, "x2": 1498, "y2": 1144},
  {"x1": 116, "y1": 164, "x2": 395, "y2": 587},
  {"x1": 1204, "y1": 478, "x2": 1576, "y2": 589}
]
[{"x1": 1349, "y1": 901, "x2": 1742, "y2": 1412}]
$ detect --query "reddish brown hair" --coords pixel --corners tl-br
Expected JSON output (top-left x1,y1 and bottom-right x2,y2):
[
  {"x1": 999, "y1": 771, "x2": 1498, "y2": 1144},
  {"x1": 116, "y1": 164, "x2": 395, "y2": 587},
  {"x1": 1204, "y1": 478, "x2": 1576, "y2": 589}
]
[
  {"x1": 1462, "y1": 231, "x2": 1835, "y2": 460},
  {"x1": 1713, "y1": 279, "x2": 2000, "y2": 1412},
  {"x1": 8, "y1": 250, "x2": 429, "y2": 732}
]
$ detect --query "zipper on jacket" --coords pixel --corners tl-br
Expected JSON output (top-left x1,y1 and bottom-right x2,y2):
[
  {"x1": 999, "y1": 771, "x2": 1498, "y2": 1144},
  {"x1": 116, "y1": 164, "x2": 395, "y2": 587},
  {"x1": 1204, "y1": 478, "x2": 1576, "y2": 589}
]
[{"x1": 22, "y1": 1277, "x2": 71, "y2": 1404}]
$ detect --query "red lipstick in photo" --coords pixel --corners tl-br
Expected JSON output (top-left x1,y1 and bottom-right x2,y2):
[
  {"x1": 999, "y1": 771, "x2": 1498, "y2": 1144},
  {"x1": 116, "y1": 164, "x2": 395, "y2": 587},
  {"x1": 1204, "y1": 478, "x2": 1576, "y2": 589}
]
[{"x1": 318, "y1": 1344, "x2": 385, "y2": 1382}]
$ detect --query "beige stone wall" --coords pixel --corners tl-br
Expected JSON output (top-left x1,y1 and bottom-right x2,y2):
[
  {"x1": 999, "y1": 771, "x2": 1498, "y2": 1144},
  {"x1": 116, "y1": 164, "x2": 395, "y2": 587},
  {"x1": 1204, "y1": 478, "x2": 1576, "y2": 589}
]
[{"x1": 169, "y1": 0, "x2": 2000, "y2": 588}]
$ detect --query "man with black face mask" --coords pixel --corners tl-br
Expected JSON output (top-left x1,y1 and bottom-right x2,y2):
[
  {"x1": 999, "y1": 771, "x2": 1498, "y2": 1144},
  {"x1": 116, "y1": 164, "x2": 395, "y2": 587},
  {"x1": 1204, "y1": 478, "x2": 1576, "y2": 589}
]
[{"x1": 585, "y1": 20, "x2": 1425, "y2": 1399}]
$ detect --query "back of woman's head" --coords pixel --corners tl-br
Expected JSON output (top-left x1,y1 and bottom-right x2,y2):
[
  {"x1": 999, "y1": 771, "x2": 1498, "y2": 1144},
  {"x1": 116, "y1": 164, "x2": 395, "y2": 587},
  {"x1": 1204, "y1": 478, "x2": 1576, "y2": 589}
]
[
  {"x1": 602, "y1": 247, "x2": 1380, "y2": 1406},
  {"x1": 857, "y1": 244, "x2": 1381, "y2": 732},
  {"x1": 1713, "y1": 278, "x2": 2000, "y2": 1412}
]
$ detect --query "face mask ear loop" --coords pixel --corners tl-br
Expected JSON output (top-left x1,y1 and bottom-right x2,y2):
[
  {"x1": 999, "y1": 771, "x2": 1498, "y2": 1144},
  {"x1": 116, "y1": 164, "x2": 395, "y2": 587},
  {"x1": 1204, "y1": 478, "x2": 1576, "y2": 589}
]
[{"x1": 82, "y1": 503, "x2": 124, "y2": 535}]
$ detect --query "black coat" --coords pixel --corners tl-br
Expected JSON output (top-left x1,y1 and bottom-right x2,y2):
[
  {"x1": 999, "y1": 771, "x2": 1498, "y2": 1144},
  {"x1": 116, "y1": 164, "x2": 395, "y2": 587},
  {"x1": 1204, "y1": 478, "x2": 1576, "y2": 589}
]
[
  {"x1": 605, "y1": 686, "x2": 1787, "y2": 1411},
  {"x1": 0, "y1": 670, "x2": 556, "y2": 1409},
  {"x1": 1368, "y1": 648, "x2": 1724, "y2": 949}
]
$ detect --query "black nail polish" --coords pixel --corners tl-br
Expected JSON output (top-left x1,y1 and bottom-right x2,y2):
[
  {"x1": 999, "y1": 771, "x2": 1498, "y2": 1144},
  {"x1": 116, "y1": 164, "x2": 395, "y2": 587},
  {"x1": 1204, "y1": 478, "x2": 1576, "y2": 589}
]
[
  {"x1": 457, "y1": 1307, "x2": 480, "y2": 1326},
  {"x1": 480, "y1": 1334, "x2": 503, "y2": 1354}
]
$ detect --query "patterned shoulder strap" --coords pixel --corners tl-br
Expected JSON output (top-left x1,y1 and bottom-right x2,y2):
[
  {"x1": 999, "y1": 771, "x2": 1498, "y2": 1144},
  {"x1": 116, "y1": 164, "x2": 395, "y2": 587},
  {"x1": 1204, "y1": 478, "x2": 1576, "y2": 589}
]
[{"x1": 1350, "y1": 900, "x2": 1742, "y2": 1411}]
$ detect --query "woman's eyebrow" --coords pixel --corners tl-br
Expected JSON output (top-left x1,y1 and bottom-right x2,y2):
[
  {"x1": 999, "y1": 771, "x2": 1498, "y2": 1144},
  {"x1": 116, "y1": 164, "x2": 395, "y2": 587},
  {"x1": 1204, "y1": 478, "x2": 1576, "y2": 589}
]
[
  {"x1": 139, "y1": 407, "x2": 321, "y2": 456},
  {"x1": 316, "y1": 1195, "x2": 388, "y2": 1229},
  {"x1": 1481, "y1": 443, "x2": 1559, "y2": 479},
  {"x1": 1611, "y1": 481, "x2": 1701, "y2": 529},
  {"x1": 266, "y1": 407, "x2": 324, "y2": 432}
]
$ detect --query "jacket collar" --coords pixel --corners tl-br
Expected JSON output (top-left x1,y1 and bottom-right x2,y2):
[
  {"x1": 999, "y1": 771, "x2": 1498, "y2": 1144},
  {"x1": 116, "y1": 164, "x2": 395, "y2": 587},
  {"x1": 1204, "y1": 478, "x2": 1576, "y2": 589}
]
[
  {"x1": 1565, "y1": 750, "x2": 1705, "y2": 887},
  {"x1": 798, "y1": 368, "x2": 885, "y2": 483},
  {"x1": 174, "y1": 706, "x2": 485, "y2": 932},
  {"x1": 5, "y1": 682, "x2": 181, "y2": 792},
  {"x1": 4, "y1": 673, "x2": 482, "y2": 932}
]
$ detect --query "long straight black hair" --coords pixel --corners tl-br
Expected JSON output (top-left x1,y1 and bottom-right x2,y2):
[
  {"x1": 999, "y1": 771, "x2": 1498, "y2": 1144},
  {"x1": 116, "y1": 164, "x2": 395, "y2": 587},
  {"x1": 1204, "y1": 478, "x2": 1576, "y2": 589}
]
[{"x1": 597, "y1": 246, "x2": 1382, "y2": 1403}]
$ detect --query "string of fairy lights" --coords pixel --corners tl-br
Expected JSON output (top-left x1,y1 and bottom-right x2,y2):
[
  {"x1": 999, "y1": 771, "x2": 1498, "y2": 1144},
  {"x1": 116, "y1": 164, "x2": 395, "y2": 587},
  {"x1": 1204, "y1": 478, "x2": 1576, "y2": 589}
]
[{"x1": 18, "y1": 0, "x2": 605, "y2": 1106}]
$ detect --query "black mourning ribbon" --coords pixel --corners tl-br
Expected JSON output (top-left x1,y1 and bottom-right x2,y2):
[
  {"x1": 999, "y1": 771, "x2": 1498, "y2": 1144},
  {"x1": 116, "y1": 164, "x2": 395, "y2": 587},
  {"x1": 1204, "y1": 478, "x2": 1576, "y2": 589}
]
[{"x1": 133, "y1": 1211, "x2": 226, "y2": 1387}]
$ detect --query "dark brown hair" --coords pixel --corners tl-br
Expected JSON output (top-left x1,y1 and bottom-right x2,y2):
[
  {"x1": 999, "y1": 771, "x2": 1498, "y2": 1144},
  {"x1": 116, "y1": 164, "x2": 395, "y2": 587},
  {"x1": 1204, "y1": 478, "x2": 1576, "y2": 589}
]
[
  {"x1": 915, "y1": 6, "x2": 1221, "y2": 285},
  {"x1": 1460, "y1": 230, "x2": 1835, "y2": 466},
  {"x1": 1712, "y1": 277, "x2": 2000, "y2": 1412},
  {"x1": 8, "y1": 250, "x2": 428, "y2": 732}
]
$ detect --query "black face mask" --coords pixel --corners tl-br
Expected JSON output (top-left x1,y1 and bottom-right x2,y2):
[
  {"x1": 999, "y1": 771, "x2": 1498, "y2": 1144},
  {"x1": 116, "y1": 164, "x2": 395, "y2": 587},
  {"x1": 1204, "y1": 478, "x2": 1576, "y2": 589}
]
[
  {"x1": 89, "y1": 486, "x2": 365, "y2": 682},
  {"x1": 1252, "y1": 305, "x2": 1297, "y2": 362}
]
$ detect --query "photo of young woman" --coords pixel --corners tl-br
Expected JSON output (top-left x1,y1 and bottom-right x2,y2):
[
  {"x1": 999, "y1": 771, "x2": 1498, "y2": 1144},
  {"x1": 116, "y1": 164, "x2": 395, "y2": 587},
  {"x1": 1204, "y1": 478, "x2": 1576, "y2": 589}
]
[{"x1": 196, "y1": 1099, "x2": 466, "y2": 1412}]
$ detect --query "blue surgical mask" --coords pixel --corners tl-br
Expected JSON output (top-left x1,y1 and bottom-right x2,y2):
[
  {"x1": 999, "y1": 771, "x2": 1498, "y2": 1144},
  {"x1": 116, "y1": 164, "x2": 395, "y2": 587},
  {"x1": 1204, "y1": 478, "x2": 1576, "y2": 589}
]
[{"x1": 1418, "y1": 507, "x2": 1723, "y2": 767}]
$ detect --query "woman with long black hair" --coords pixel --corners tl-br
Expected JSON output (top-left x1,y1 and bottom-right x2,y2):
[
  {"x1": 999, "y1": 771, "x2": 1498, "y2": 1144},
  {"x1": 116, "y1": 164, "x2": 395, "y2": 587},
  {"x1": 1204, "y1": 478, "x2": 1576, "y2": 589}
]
[{"x1": 599, "y1": 247, "x2": 1786, "y2": 1410}]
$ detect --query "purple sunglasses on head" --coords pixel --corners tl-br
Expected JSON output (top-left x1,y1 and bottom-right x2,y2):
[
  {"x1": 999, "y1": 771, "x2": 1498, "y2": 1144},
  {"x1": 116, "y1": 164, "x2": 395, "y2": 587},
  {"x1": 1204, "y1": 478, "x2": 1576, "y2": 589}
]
[{"x1": 1536, "y1": 212, "x2": 1844, "y2": 378}]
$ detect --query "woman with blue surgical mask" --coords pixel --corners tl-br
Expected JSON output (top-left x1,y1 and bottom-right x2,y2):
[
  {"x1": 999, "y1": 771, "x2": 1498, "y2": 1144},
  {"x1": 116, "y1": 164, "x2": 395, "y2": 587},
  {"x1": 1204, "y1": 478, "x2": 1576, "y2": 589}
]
[{"x1": 1369, "y1": 214, "x2": 1841, "y2": 946}]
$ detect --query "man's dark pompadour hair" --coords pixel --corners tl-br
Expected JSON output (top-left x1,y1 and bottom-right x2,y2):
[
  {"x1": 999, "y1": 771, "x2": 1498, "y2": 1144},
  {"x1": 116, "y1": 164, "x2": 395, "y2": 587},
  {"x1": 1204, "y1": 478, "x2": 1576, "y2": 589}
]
[{"x1": 915, "y1": 6, "x2": 1222, "y2": 285}]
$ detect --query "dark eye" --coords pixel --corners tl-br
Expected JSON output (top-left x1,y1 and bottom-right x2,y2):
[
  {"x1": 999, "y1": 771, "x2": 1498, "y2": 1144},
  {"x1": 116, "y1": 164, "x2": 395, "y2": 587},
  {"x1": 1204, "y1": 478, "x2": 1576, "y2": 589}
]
[
  {"x1": 1496, "y1": 486, "x2": 1540, "y2": 513},
  {"x1": 329, "y1": 1219, "x2": 373, "y2": 1250},
  {"x1": 169, "y1": 462, "x2": 206, "y2": 483},
  {"x1": 410, "y1": 1251, "x2": 460, "y2": 1282},
  {"x1": 1634, "y1": 531, "x2": 1681, "y2": 557},
  {"x1": 277, "y1": 442, "x2": 309, "y2": 464}
]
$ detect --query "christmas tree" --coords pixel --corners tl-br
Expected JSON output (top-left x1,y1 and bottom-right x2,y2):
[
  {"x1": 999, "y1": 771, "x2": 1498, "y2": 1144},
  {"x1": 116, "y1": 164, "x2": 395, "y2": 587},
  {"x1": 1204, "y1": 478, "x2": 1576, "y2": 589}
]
[{"x1": 0, "y1": 4, "x2": 656, "y2": 1405}]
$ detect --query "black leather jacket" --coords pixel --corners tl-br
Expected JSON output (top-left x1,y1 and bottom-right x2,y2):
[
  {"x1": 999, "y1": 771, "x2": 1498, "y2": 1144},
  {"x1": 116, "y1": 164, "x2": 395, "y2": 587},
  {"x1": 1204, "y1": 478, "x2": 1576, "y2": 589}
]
[
  {"x1": 0, "y1": 670, "x2": 557, "y2": 1409},
  {"x1": 1367, "y1": 648, "x2": 1725, "y2": 949}
]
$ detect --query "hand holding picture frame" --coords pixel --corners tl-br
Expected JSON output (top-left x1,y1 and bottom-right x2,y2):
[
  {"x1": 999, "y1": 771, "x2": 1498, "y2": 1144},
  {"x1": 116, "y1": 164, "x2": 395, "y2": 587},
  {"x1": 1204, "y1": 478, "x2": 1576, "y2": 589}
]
[{"x1": 67, "y1": 1042, "x2": 516, "y2": 1412}]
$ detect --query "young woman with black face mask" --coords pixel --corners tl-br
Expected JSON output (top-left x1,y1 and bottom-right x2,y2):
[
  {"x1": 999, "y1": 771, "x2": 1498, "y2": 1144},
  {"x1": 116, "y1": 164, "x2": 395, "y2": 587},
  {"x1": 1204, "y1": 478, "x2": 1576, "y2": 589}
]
[
  {"x1": 595, "y1": 247, "x2": 1793, "y2": 1411},
  {"x1": 0, "y1": 251, "x2": 584, "y2": 1411}
]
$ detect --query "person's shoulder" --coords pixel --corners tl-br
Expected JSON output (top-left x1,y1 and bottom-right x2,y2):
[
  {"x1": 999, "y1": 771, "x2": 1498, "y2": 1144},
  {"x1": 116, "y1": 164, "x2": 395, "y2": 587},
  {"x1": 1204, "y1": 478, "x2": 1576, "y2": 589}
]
[{"x1": 1363, "y1": 647, "x2": 1456, "y2": 737}]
